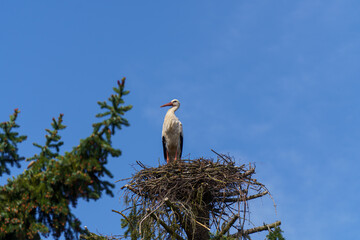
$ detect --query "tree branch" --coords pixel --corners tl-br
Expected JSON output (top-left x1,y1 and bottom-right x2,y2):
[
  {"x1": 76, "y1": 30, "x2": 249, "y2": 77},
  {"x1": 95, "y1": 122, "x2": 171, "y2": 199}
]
[
  {"x1": 231, "y1": 221, "x2": 281, "y2": 238},
  {"x1": 220, "y1": 190, "x2": 269, "y2": 202},
  {"x1": 112, "y1": 209, "x2": 135, "y2": 230},
  {"x1": 121, "y1": 184, "x2": 144, "y2": 196},
  {"x1": 164, "y1": 198, "x2": 186, "y2": 228},
  {"x1": 147, "y1": 209, "x2": 185, "y2": 240},
  {"x1": 213, "y1": 214, "x2": 239, "y2": 240}
]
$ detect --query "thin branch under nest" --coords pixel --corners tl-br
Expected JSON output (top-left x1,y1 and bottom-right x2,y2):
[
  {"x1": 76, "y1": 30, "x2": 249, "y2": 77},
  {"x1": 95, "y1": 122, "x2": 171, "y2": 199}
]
[{"x1": 119, "y1": 153, "x2": 278, "y2": 239}]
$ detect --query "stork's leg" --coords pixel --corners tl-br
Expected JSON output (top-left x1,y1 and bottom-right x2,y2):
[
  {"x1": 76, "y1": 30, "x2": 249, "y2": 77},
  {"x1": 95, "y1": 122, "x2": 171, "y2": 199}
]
[
  {"x1": 174, "y1": 149, "x2": 178, "y2": 161},
  {"x1": 166, "y1": 151, "x2": 170, "y2": 164}
]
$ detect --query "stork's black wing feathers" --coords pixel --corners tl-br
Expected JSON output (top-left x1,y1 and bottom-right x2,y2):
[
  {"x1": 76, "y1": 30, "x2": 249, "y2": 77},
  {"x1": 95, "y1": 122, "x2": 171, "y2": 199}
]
[
  {"x1": 179, "y1": 133, "x2": 183, "y2": 159},
  {"x1": 162, "y1": 136, "x2": 167, "y2": 161}
]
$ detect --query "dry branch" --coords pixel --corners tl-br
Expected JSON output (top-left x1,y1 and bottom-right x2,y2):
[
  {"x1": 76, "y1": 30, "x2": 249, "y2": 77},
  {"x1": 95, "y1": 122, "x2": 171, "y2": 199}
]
[
  {"x1": 147, "y1": 209, "x2": 184, "y2": 240},
  {"x1": 164, "y1": 197, "x2": 187, "y2": 229},
  {"x1": 213, "y1": 214, "x2": 239, "y2": 240},
  {"x1": 231, "y1": 220, "x2": 282, "y2": 238},
  {"x1": 222, "y1": 190, "x2": 269, "y2": 202},
  {"x1": 244, "y1": 220, "x2": 281, "y2": 235}
]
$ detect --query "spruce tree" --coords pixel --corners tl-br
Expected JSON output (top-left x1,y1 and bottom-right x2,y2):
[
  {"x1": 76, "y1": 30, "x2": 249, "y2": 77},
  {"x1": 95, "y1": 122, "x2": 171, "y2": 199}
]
[{"x1": 0, "y1": 79, "x2": 131, "y2": 239}]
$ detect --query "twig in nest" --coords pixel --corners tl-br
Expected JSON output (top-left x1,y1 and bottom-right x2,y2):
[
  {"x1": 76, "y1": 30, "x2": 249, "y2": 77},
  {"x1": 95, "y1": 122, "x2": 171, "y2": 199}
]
[{"x1": 221, "y1": 190, "x2": 269, "y2": 202}]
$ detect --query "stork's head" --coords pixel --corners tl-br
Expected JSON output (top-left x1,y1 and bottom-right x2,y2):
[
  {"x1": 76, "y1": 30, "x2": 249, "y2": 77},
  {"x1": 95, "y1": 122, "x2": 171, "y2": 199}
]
[{"x1": 160, "y1": 99, "x2": 180, "y2": 109}]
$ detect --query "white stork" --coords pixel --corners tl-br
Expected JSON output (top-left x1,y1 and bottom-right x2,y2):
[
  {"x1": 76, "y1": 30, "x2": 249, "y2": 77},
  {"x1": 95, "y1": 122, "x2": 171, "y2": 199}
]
[{"x1": 161, "y1": 99, "x2": 183, "y2": 163}]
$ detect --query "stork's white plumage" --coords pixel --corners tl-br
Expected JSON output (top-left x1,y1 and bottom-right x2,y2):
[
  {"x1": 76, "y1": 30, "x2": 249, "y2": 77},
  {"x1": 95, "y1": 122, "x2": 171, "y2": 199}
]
[{"x1": 161, "y1": 99, "x2": 183, "y2": 163}]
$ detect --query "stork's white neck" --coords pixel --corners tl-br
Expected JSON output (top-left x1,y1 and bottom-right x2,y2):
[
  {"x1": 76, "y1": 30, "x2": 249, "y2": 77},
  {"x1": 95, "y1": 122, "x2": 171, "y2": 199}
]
[{"x1": 167, "y1": 105, "x2": 179, "y2": 115}]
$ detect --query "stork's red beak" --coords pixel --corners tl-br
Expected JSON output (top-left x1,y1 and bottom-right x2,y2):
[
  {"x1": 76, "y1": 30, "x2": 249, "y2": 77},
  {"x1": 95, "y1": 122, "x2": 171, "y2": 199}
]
[{"x1": 160, "y1": 102, "x2": 173, "y2": 108}]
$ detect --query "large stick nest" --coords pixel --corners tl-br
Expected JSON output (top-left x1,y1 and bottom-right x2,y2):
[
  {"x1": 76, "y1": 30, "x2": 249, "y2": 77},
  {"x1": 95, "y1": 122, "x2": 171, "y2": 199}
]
[
  {"x1": 120, "y1": 154, "x2": 272, "y2": 239},
  {"x1": 124, "y1": 157, "x2": 264, "y2": 205}
]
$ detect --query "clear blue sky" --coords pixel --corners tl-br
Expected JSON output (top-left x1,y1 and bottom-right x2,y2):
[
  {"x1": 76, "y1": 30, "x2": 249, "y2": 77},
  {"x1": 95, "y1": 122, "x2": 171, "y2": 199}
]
[{"x1": 1, "y1": 1, "x2": 360, "y2": 239}]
